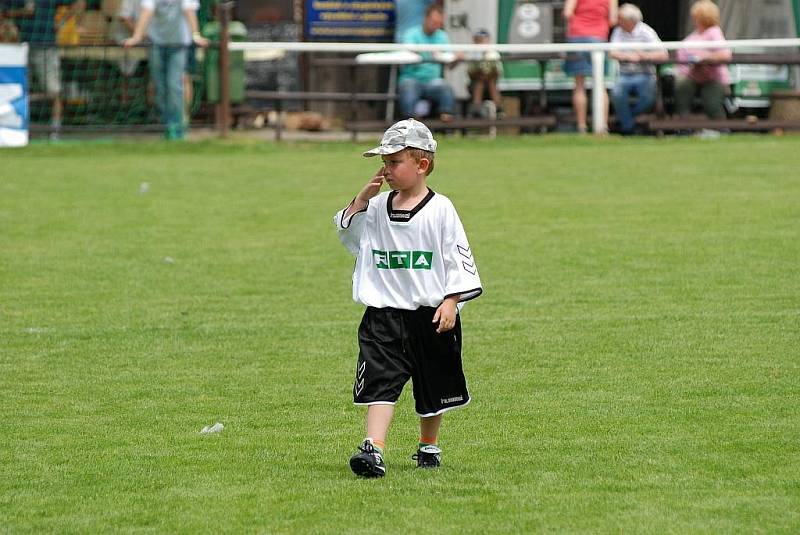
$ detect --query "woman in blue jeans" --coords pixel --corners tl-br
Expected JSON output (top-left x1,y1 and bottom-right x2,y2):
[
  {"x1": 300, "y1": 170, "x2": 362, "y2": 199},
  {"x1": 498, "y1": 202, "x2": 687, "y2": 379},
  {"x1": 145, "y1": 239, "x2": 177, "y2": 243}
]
[
  {"x1": 563, "y1": 0, "x2": 617, "y2": 133},
  {"x1": 123, "y1": 0, "x2": 207, "y2": 139}
]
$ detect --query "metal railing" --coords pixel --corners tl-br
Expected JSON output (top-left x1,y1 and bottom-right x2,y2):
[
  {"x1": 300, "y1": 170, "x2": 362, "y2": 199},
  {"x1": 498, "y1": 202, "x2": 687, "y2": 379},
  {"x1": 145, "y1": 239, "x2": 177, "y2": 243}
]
[{"x1": 221, "y1": 37, "x2": 800, "y2": 136}]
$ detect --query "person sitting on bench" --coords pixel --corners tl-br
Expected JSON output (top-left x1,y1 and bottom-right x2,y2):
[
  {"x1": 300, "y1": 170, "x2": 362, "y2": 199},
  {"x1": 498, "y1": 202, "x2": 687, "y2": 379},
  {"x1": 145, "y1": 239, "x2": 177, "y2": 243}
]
[
  {"x1": 609, "y1": 4, "x2": 667, "y2": 135},
  {"x1": 674, "y1": 0, "x2": 732, "y2": 120},
  {"x1": 398, "y1": 4, "x2": 457, "y2": 122}
]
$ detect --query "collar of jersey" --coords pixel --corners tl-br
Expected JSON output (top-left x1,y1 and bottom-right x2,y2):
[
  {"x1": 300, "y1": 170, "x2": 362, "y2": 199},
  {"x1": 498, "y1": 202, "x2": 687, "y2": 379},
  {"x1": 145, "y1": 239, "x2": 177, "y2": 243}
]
[{"x1": 386, "y1": 188, "x2": 436, "y2": 222}]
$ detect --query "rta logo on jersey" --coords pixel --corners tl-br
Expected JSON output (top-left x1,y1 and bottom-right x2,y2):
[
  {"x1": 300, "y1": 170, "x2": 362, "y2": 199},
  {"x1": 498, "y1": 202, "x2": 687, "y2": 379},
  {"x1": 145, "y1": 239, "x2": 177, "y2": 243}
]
[{"x1": 372, "y1": 250, "x2": 433, "y2": 270}]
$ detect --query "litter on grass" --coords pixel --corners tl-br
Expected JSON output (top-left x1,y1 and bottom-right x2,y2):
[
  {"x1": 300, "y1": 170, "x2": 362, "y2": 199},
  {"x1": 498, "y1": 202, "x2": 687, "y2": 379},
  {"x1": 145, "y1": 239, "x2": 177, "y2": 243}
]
[{"x1": 200, "y1": 422, "x2": 224, "y2": 434}]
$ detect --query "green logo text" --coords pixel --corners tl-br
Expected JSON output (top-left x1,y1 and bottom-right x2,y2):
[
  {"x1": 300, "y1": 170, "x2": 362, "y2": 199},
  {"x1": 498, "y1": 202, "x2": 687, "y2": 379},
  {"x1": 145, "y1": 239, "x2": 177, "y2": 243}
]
[{"x1": 373, "y1": 250, "x2": 433, "y2": 270}]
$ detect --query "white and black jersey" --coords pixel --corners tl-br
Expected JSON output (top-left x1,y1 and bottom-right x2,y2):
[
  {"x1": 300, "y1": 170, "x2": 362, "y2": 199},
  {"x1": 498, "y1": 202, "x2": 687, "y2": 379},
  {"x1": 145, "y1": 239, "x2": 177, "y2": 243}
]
[{"x1": 334, "y1": 189, "x2": 482, "y2": 310}]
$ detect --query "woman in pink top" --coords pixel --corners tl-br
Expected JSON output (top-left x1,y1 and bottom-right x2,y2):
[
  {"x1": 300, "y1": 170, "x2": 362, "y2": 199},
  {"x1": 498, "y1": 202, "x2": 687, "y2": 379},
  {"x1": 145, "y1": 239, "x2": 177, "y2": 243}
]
[
  {"x1": 674, "y1": 0, "x2": 732, "y2": 119},
  {"x1": 563, "y1": 0, "x2": 618, "y2": 133}
]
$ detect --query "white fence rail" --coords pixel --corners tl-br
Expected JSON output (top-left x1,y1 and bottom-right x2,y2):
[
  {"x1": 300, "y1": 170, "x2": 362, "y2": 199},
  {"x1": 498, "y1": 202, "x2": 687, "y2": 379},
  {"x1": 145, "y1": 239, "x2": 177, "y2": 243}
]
[
  {"x1": 230, "y1": 38, "x2": 800, "y2": 135},
  {"x1": 230, "y1": 38, "x2": 800, "y2": 53}
]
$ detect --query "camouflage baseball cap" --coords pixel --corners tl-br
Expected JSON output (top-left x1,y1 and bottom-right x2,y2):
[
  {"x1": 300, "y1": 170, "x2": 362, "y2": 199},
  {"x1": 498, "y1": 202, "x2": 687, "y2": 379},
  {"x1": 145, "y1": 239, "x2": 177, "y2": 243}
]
[{"x1": 363, "y1": 118, "x2": 437, "y2": 157}]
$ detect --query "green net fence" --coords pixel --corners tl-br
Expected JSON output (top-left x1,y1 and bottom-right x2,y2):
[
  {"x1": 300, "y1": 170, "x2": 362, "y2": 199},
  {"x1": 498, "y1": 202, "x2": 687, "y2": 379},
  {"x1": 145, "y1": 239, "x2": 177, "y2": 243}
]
[{"x1": 0, "y1": 0, "x2": 216, "y2": 134}]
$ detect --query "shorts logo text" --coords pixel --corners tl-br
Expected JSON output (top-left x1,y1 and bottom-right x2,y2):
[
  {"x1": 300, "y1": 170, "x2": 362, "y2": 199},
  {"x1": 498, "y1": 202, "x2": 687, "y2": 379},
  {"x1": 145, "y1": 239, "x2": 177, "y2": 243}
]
[{"x1": 373, "y1": 250, "x2": 433, "y2": 270}]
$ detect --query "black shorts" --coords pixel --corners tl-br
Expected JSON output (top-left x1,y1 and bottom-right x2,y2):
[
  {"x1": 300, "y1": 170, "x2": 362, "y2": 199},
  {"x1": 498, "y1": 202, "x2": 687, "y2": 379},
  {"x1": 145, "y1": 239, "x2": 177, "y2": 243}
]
[{"x1": 353, "y1": 306, "x2": 470, "y2": 417}]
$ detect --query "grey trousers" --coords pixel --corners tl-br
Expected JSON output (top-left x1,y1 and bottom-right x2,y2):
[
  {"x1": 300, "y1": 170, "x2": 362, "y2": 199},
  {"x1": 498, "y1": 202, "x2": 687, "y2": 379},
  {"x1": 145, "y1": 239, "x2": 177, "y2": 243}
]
[{"x1": 674, "y1": 76, "x2": 727, "y2": 119}]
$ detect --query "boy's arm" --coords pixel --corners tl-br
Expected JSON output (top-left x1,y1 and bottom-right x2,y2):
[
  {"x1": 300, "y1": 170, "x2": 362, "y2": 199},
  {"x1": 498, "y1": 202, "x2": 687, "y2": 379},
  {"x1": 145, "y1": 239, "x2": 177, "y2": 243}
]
[
  {"x1": 441, "y1": 202, "x2": 483, "y2": 303},
  {"x1": 343, "y1": 167, "x2": 385, "y2": 220},
  {"x1": 334, "y1": 167, "x2": 386, "y2": 256},
  {"x1": 433, "y1": 294, "x2": 460, "y2": 333}
]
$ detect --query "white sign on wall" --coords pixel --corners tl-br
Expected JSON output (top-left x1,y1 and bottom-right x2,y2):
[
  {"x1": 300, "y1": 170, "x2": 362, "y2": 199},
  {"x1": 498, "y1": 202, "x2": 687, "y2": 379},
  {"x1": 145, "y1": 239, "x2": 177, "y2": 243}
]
[{"x1": 0, "y1": 44, "x2": 28, "y2": 148}]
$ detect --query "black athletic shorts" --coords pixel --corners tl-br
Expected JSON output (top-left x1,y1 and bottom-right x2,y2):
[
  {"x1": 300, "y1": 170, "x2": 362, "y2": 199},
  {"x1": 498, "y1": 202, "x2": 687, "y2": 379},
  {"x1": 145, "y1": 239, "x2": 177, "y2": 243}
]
[{"x1": 353, "y1": 306, "x2": 470, "y2": 417}]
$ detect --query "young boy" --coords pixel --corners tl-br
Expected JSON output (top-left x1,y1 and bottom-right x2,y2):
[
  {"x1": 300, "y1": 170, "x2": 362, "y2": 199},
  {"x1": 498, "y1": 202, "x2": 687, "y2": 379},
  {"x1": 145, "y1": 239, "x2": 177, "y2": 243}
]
[
  {"x1": 333, "y1": 119, "x2": 483, "y2": 478},
  {"x1": 467, "y1": 29, "x2": 503, "y2": 118}
]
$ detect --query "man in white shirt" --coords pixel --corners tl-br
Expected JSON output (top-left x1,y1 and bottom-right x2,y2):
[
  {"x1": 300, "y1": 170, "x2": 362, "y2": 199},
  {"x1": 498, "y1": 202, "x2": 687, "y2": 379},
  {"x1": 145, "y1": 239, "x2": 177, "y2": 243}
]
[{"x1": 609, "y1": 4, "x2": 667, "y2": 135}]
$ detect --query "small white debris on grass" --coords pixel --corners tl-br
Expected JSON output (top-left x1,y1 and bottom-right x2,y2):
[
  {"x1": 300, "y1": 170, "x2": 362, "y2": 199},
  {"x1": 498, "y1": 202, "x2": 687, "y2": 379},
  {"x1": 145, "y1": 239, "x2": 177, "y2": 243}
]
[
  {"x1": 139, "y1": 182, "x2": 150, "y2": 195},
  {"x1": 26, "y1": 327, "x2": 47, "y2": 333},
  {"x1": 163, "y1": 256, "x2": 175, "y2": 264},
  {"x1": 200, "y1": 422, "x2": 224, "y2": 434}
]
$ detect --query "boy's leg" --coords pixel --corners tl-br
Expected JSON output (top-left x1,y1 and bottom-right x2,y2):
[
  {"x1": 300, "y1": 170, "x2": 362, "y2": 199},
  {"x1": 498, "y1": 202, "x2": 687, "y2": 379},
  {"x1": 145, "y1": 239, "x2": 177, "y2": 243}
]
[
  {"x1": 350, "y1": 437, "x2": 387, "y2": 478},
  {"x1": 471, "y1": 75, "x2": 485, "y2": 105},
  {"x1": 420, "y1": 413, "x2": 442, "y2": 445},
  {"x1": 487, "y1": 74, "x2": 502, "y2": 108},
  {"x1": 350, "y1": 307, "x2": 410, "y2": 477},
  {"x1": 350, "y1": 404, "x2": 394, "y2": 478},
  {"x1": 414, "y1": 414, "x2": 443, "y2": 468},
  {"x1": 407, "y1": 308, "x2": 470, "y2": 468},
  {"x1": 468, "y1": 76, "x2": 484, "y2": 117},
  {"x1": 366, "y1": 404, "x2": 395, "y2": 449}
]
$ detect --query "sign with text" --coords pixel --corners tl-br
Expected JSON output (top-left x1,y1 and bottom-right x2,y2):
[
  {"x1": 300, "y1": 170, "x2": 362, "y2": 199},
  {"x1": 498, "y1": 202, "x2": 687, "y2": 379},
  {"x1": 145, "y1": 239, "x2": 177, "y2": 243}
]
[
  {"x1": 305, "y1": 1, "x2": 395, "y2": 42},
  {"x1": 0, "y1": 44, "x2": 28, "y2": 148}
]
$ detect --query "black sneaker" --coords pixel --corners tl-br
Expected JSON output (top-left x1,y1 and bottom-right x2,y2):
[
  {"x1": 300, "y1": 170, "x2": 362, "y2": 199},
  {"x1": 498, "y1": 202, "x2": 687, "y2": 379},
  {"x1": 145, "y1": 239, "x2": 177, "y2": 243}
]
[
  {"x1": 349, "y1": 439, "x2": 386, "y2": 478},
  {"x1": 412, "y1": 445, "x2": 441, "y2": 468}
]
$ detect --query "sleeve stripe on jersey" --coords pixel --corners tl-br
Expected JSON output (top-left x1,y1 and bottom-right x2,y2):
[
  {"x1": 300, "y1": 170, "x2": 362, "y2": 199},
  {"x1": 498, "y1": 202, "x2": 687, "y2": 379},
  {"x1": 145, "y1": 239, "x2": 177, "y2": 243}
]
[
  {"x1": 340, "y1": 199, "x2": 367, "y2": 229},
  {"x1": 446, "y1": 287, "x2": 483, "y2": 303}
]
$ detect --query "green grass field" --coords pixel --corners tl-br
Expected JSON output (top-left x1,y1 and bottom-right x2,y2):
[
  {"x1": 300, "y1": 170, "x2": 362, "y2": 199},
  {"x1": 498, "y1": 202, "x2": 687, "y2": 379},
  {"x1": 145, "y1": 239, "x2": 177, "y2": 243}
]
[{"x1": 2, "y1": 135, "x2": 799, "y2": 533}]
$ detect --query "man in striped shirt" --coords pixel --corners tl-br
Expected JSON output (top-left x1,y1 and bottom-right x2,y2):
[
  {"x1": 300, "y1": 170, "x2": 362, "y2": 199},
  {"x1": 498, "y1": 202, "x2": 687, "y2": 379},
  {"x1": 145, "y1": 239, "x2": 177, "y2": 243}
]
[{"x1": 609, "y1": 4, "x2": 667, "y2": 135}]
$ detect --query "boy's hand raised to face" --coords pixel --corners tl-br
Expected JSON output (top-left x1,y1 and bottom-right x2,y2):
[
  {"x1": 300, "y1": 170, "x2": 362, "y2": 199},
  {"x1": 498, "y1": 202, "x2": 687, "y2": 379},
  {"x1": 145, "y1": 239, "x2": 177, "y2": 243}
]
[
  {"x1": 346, "y1": 167, "x2": 386, "y2": 218},
  {"x1": 357, "y1": 167, "x2": 386, "y2": 203}
]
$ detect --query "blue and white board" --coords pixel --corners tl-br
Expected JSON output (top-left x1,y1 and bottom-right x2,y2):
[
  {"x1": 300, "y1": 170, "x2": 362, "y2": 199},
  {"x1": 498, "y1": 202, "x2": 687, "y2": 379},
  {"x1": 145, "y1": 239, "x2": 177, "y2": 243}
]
[{"x1": 0, "y1": 44, "x2": 28, "y2": 148}]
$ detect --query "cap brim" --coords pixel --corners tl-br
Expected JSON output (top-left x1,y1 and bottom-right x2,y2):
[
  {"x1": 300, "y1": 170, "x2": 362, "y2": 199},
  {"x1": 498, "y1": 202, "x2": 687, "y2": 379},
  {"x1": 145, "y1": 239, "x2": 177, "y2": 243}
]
[{"x1": 363, "y1": 144, "x2": 406, "y2": 157}]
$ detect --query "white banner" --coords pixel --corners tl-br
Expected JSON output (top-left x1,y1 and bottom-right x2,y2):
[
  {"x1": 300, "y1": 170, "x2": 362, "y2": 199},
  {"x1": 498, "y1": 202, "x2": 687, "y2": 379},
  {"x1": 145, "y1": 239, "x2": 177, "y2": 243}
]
[{"x1": 0, "y1": 44, "x2": 29, "y2": 148}]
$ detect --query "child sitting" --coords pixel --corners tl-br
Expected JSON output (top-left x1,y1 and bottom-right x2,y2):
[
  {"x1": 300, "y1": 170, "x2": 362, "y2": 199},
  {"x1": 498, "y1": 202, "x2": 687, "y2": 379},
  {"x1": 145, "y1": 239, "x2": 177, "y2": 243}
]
[{"x1": 467, "y1": 29, "x2": 503, "y2": 118}]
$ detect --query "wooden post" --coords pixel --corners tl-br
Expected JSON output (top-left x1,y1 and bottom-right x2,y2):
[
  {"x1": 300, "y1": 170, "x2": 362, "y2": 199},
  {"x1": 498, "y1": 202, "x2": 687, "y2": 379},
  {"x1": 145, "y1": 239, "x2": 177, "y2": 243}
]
[{"x1": 218, "y1": 1, "x2": 234, "y2": 138}]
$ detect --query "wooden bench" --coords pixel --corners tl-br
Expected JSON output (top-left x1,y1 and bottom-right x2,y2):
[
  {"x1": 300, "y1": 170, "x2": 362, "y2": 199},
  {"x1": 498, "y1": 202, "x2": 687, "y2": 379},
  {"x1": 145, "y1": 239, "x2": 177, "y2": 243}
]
[
  {"x1": 346, "y1": 115, "x2": 557, "y2": 138},
  {"x1": 647, "y1": 52, "x2": 800, "y2": 135},
  {"x1": 245, "y1": 89, "x2": 556, "y2": 140},
  {"x1": 647, "y1": 115, "x2": 800, "y2": 134}
]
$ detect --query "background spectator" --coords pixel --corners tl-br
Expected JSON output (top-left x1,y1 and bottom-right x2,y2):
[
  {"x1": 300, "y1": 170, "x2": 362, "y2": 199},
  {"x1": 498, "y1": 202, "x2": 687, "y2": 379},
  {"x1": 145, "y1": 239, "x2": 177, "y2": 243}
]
[
  {"x1": 114, "y1": 0, "x2": 142, "y2": 76},
  {"x1": 398, "y1": 4, "x2": 456, "y2": 121},
  {"x1": 394, "y1": 0, "x2": 437, "y2": 43},
  {"x1": 6, "y1": 0, "x2": 86, "y2": 139},
  {"x1": 0, "y1": 8, "x2": 21, "y2": 43},
  {"x1": 563, "y1": 0, "x2": 618, "y2": 133},
  {"x1": 674, "y1": 0, "x2": 732, "y2": 120},
  {"x1": 123, "y1": 0, "x2": 207, "y2": 140},
  {"x1": 466, "y1": 28, "x2": 503, "y2": 118},
  {"x1": 609, "y1": 3, "x2": 667, "y2": 135}
]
